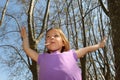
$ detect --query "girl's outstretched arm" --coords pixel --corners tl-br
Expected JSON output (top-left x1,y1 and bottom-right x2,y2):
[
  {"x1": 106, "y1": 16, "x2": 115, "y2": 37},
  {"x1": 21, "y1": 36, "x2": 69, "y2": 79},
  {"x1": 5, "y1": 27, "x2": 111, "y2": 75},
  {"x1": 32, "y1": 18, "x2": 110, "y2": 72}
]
[
  {"x1": 21, "y1": 27, "x2": 39, "y2": 62},
  {"x1": 75, "y1": 37, "x2": 107, "y2": 58}
]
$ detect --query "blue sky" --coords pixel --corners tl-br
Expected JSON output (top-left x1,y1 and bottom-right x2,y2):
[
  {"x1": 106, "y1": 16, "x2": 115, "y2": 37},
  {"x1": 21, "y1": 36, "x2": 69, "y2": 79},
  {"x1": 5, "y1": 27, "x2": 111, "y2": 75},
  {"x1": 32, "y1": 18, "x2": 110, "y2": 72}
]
[
  {"x1": 0, "y1": 0, "x2": 9, "y2": 79},
  {"x1": 0, "y1": 70, "x2": 8, "y2": 80},
  {"x1": 0, "y1": 0, "x2": 45, "y2": 79},
  {"x1": 0, "y1": 0, "x2": 22, "y2": 80}
]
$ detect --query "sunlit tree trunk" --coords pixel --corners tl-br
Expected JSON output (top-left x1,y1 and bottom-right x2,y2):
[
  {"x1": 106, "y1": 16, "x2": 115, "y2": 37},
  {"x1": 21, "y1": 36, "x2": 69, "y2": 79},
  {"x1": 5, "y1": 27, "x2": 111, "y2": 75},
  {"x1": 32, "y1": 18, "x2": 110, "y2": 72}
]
[
  {"x1": 27, "y1": 0, "x2": 38, "y2": 80},
  {"x1": 27, "y1": 0, "x2": 50, "y2": 80}
]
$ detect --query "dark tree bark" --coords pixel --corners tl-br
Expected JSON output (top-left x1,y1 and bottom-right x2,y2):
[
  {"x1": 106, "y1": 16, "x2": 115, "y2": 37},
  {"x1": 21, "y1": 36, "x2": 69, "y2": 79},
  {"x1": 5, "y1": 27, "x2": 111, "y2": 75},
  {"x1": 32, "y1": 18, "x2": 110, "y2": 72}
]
[
  {"x1": 99, "y1": 0, "x2": 120, "y2": 79},
  {"x1": 107, "y1": 0, "x2": 120, "y2": 80},
  {"x1": 77, "y1": 0, "x2": 87, "y2": 79}
]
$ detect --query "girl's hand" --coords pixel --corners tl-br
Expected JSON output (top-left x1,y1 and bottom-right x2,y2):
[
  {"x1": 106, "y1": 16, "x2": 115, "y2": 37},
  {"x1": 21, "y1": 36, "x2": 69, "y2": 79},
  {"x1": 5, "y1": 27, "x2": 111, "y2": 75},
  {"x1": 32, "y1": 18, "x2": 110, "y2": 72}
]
[
  {"x1": 99, "y1": 37, "x2": 107, "y2": 48},
  {"x1": 20, "y1": 27, "x2": 29, "y2": 48},
  {"x1": 20, "y1": 27, "x2": 38, "y2": 62}
]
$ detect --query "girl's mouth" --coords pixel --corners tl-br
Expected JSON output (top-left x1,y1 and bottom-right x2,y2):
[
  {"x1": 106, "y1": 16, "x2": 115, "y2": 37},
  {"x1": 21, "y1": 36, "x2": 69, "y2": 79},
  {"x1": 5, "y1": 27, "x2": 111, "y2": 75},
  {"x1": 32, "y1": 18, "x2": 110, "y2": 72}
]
[
  {"x1": 45, "y1": 43, "x2": 50, "y2": 46},
  {"x1": 45, "y1": 42, "x2": 55, "y2": 46}
]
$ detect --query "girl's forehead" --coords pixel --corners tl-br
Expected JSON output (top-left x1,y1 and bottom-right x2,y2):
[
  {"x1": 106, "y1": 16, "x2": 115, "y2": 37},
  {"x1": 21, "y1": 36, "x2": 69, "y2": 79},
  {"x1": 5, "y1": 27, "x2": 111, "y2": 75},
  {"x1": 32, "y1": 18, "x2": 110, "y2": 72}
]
[{"x1": 46, "y1": 29, "x2": 59, "y2": 35}]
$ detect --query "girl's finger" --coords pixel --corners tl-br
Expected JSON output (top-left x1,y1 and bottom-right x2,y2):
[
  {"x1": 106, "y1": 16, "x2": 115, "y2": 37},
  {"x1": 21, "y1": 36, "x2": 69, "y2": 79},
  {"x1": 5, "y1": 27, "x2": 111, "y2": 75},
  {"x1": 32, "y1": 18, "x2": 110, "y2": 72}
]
[
  {"x1": 20, "y1": 27, "x2": 24, "y2": 37},
  {"x1": 103, "y1": 36, "x2": 107, "y2": 42},
  {"x1": 21, "y1": 27, "x2": 26, "y2": 38}
]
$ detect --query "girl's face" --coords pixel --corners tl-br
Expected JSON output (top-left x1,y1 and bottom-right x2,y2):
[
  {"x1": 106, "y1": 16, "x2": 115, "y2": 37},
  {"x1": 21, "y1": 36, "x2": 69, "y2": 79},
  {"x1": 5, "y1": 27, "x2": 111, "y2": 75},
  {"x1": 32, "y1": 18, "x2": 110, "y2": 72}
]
[{"x1": 45, "y1": 29, "x2": 64, "y2": 53}]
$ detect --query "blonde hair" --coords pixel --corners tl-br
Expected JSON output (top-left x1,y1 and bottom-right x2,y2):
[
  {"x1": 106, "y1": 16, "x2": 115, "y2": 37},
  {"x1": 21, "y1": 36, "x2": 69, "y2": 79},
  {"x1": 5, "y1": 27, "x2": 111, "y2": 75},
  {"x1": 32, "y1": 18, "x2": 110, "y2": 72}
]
[{"x1": 46, "y1": 27, "x2": 70, "y2": 53}]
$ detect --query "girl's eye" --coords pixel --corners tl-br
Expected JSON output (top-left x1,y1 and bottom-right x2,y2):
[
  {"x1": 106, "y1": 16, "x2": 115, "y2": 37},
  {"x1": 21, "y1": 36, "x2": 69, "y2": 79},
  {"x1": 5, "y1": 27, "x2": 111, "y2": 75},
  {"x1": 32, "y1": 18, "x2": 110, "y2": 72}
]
[
  {"x1": 46, "y1": 34, "x2": 60, "y2": 39},
  {"x1": 47, "y1": 35, "x2": 50, "y2": 38},
  {"x1": 54, "y1": 34, "x2": 59, "y2": 37}
]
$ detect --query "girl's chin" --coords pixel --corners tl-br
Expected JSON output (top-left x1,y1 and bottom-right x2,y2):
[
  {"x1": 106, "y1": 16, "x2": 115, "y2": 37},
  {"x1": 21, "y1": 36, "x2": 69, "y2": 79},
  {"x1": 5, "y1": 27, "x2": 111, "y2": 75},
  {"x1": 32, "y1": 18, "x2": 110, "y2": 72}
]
[{"x1": 48, "y1": 49, "x2": 61, "y2": 53}]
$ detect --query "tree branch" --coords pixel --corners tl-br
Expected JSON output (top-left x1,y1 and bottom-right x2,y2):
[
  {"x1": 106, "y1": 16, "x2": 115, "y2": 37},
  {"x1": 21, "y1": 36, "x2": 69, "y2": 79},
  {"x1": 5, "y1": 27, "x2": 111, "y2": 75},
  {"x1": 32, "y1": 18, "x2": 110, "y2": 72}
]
[
  {"x1": 0, "y1": 45, "x2": 30, "y2": 69},
  {"x1": 0, "y1": 0, "x2": 10, "y2": 26},
  {"x1": 98, "y1": 0, "x2": 109, "y2": 16},
  {"x1": 36, "y1": 0, "x2": 50, "y2": 42},
  {"x1": 28, "y1": 0, "x2": 35, "y2": 41}
]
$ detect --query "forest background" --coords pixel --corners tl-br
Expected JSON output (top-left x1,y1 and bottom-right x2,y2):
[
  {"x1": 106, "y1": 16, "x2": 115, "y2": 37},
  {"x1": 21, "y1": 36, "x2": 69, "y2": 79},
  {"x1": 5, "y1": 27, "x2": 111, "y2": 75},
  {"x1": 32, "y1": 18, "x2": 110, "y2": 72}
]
[{"x1": 0, "y1": 0, "x2": 120, "y2": 80}]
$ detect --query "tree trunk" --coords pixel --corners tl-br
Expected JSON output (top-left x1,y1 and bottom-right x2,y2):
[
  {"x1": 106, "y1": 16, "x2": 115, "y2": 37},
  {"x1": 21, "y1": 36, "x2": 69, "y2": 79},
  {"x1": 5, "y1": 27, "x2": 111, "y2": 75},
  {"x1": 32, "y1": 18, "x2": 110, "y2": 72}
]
[
  {"x1": 77, "y1": 0, "x2": 87, "y2": 79},
  {"x1": 29, "y1": 42, "x2": 38, "y2": 80},
  {"x1": 27, "y1": 0, "x2": 50, "y2": 79},
  {"x1": 27, "y1": 0, "x2": 38, "y2": 80},
  {"x1": 107, "y1": 0, "x2": 120, "y2": 80}
]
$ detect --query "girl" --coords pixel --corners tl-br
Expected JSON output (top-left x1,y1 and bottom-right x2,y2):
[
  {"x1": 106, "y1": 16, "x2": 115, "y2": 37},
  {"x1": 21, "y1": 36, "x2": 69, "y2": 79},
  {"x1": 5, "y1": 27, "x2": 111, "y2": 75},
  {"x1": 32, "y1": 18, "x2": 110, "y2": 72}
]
[{"x1": 21, "y1": 27, "x2": 107, "y2": 80}]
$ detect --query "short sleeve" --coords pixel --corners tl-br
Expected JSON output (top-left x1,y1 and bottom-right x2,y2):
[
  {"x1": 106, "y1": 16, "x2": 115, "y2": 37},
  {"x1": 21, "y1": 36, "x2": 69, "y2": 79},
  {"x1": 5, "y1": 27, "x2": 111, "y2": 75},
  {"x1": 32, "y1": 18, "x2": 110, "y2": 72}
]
[{"x1": 71, "y1": 50, "x2": 78, "y2": 61}]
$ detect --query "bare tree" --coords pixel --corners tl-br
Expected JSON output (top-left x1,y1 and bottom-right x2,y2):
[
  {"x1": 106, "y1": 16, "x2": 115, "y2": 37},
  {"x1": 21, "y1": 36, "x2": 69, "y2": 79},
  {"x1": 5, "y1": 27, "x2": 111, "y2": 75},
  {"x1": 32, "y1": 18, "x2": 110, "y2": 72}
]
[
  {"x1": 0, "y1": 0, "x2": 116, "y2": 80},
  {"x1": 27, "y1": 0, "x2": 50, "y2": 80}
]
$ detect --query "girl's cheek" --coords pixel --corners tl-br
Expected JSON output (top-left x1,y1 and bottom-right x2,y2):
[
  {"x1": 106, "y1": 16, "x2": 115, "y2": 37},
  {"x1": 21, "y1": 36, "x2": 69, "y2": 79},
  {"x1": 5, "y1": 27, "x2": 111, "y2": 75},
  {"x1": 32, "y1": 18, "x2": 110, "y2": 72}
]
[{"x1": 45, "y1": 38, "x2": 49, "y2": 42}]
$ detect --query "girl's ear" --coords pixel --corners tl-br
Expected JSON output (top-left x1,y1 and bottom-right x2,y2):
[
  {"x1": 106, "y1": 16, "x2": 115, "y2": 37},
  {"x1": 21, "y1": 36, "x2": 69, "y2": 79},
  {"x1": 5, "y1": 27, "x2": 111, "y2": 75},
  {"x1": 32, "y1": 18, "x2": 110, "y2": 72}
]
[{"x1": 62, "y1": 41, "x2": 65, "y2": 47}]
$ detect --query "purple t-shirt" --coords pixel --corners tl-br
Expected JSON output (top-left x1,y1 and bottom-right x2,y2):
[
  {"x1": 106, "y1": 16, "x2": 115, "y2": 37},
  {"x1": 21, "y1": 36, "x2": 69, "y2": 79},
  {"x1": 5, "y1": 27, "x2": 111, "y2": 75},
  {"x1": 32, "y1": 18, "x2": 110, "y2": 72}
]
[{"x1": 37, "y1": 50, "x2": 82, "y2": 80}]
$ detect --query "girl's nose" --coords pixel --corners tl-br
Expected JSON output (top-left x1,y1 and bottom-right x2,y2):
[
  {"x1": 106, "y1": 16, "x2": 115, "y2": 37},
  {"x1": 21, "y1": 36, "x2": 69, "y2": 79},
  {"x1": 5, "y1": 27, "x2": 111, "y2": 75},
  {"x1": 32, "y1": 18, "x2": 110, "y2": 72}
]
[
  {"x1": 50, "y1": 36, "x2": 54, "y2": 39},
  {"x1": 51, "y1": 36, "x2": 54, "y2": 39}
]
